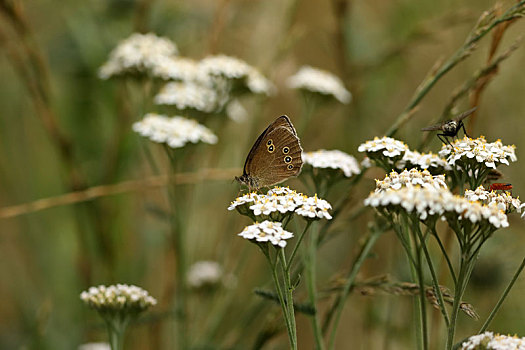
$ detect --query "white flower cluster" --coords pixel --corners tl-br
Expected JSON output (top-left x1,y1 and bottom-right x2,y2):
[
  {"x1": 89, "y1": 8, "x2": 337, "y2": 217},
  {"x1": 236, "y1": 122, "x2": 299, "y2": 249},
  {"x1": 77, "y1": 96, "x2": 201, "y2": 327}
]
[
  {"x1": 198, "y1": 55, "x2": 275, "y2": 95},
  {"x1": 228, "y1": 187, "x2": 332, "y2": 221},
  {"x1": 461, "y1": 331, "x2": 525, "y2": 350},
  {"x1": 154, "y1": 55, "x2": 274, "y2": 113},
  {"x1": 374, "y1": 169, "x2": 447, "y2": 193},
  {"x1": 132, "y1": 113, "x2": 218, "y2": 148},
  {"x1": 365, "y1": 186, "x2": 509, "y2": 228},
  {"x1": 303, "y1": 149, "x2": 361, "y2": 177},
  {"x1": 151, "y1": 57, "x2": 199, "y2": 81},
  {"x1": 439, "y1": 136, "x2": 517, "y2": 169},
  {"x1": 238, "y1": 220, "x2": 294, "y2": 247},
  {"x1": 287, "y1": 66, "x2": 351, "y2": 104},
  {"x1": 358, "y1": 137, "x2": 409, "y2": 158},
  {"x1": 78, "y1": 343, "x2": 111, "y2": 350},
  {"x1": 99, "y1": 33, "x2": 178, "y2": 79},
  {"x1": 187, "y1": 261, "x2": 223, "y2": 289},
  {"x1": 80, "y1": 284, "x2": 157, "y2": 312},
  {"x1": 396, "y1": 150, "x2": 451, "y2": 172},
  {"x1": 154, "y1": 82, "x2": 223, "y2": 113},
  {"x1": 465, "y1": 186, "x2": 521, "y2": 214}
]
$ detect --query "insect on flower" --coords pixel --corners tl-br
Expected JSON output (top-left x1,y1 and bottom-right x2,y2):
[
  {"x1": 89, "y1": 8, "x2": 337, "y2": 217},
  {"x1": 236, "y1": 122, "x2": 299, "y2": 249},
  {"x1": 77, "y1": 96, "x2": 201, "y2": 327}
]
[
  {"x1": 421, "y1": 107, "x2": 477, "y2": 145},
  {"x1": 489, "y1": 183, "x2": 513, "y2": 191}
]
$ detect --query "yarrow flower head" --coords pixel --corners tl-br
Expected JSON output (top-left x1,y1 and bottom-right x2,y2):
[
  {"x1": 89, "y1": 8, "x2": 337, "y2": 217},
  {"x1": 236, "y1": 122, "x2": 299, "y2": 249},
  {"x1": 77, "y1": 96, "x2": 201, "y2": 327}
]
[
  {"x1": 78, "y1": 343, "x2": 111, "y2": 350},
  {"x1": 80, "y1": 284, "x2": 157, "y2": 314},
  {"x1": 98, "y1": 33, "x2": 178, "y2": 79},
  {"x1": 154, "y1": 82, "x2": 224, "y2": 113},
  {"x1": 303, "y1": 149, "x2": 361, "y2": 178},
  {"x1": 197, "y1": 55, "x2": 275, "y2": 96},
  {"x1": 374, "y1": 169, "x2": 448, "y2": 193},
  {"x1": 228, "y1": 187, "x2": 332, "y2": 222},
  {"x1": 438, "y1": 136, "x2": 517, "y2": 189},
  {"x1": 287, "y1": 66, "x2": 351, "y2": 104},
  {"x1": 439, "y1": 136, "x2": 517, "y2": 170},
  {"x1": 461, "y1": 331, "x2": 525, "y2": 350},
  {"x1": 151, "y1": 57, "x2": 199, "y2": 81},
  {"x1": 464, "y1": 186, "x2": 521, "y2": 214},
  {"x1": 396, "y1": 149, "x2": 451, "y2": 174},
  {"x1": 358, "y1": 137, "x2": 409, "y2": 171},
  {"x1": 187, "y1": 261, "x2": 223, "y2": 289},
  {"x1": 133, "y1": 113, "x2": 218, "y2": 148},
  {"x1": 365, "y1": 185, "x2": 509, "y2": 229},
  {"x1": 238, "y1": 220, "x2": 294, "y2": 248},
  {"x1": 154, "y1": 55, "x2": 274, "y2": 115}
]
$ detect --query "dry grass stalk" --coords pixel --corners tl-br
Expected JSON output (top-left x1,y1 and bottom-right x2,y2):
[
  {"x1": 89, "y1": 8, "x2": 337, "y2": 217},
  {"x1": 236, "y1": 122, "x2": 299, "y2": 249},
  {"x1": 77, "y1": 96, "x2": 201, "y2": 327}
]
[{"x1": 0, "y1": 168, "x2": 240, "y2": 219}]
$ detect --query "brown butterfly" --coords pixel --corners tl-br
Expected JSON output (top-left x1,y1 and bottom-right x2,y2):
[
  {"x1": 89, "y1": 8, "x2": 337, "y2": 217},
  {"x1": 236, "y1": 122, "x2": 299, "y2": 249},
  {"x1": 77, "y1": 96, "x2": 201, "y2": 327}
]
[{"x1": 235, "y1": 115, "x2": 303, "y2": 191}]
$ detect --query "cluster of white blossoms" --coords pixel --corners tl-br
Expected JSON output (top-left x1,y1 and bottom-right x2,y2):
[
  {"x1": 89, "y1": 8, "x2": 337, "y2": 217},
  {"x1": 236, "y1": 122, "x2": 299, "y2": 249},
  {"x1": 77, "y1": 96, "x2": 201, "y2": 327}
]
[
  {"x1": 154, "y1": 55, "x2": 274, "y2": 114},
  {"x1": 464, "y1": 186, "x2": 522, "y2": 214},
  {"x1": 439, "y1": 136, "x2": 517, "y2": 169},
  {"x1": 396, "y1": 150, "x2": 451, "y2": 172},
  {"x1": 197, "y1": 55, "x2": 275, "y2": 95},
  {"x1": 98, "y1": 33, "x2": 178, "y2": 79},
  {"x1": 151, "y1": 57, "x2": 199, "y2": 81},
  {"x1": 286, "y1": 66, "x2": 351, "y2": 104},
  {"x1": 358, "y1": 137, "x2": 409, "y2": 159},
  {"x1": 132, "y1": 113, "x2": 218, "y2": 148},
  {"x1": 461, "y1": 331, "x2": 525, "y2": 350},
  {"x1": 238, "y1": 220, "x2": 294, "y2": 247},
  {"x1": 154, "y1": 82, "x2": 224, "y2": 113},
  {"x1": 80, "y1": 284, "x2": 157, "y2": 312},
  {"x1": 78, "y1": 343, "x2": 111, "y2": 350},
  {"x1": 303, "y1": 149, "x2": 361, "y2": 177},
  {"x1": 187, "y1": 261, "x2": 223, "y2": 289},
  {"x1": 228, "y1": 187, "x2": 332, "y2": 221},
  {"x1": 374, "y1": 169, "x2": 447, "y2": 193},
  {"x1": 365, "y1": 186, "x2": 508, "y2": 227}
]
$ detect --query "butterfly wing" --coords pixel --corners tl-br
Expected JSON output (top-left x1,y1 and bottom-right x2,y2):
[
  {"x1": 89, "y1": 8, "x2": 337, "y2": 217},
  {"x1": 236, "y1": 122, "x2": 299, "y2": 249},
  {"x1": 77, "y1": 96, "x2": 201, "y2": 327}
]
[
  {"x1": 242, "y1": 116, "x2": 296, "y2": 175},
  {"x1": 243, "y1": 116, "x2": 303, "y2": 188}
]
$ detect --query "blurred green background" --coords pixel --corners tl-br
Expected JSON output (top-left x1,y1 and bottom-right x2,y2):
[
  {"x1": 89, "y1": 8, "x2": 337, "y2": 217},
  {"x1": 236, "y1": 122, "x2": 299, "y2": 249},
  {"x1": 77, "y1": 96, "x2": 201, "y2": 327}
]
[{"x1": 1, "y1": 0, "x2": 525, "y2": 349}]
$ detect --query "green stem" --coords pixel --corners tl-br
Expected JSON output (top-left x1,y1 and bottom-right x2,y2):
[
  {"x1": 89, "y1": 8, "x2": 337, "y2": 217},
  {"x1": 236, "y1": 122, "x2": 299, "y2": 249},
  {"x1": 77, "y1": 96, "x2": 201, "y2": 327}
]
[
  {"x1": 431, "y1": 227, "x2": 457, "y2": 285},
  {"x1": 166, "y1": 150, "x2": 189, "y2": 350},
  {"x1": 446, "y1": 254, "x2": 469, "y2": 350},
  {"x1": 279, "y1": 248, "x2": 298, "y2": 350},
  {"x1": 266, "y1": 248, "x2": 293, "y2": 340},
  {"x1": 105, "y1": 317, "x2": 129, "y2": 350},
  {"x1": 326, "y1": 221, "x2": 385, "y2": 349},
  {"x1": 479, "y1": 256, "x2": 525, "y2": 333},
  {"x1": 305, "y1": 222, "x2": 325, "y2": 350},
  {"x1": 287, "y1": 221, "x2": 313, "y2": 270},
  {"x1": 410, "y1": 219, "x2": 428, "y2": 350},
  {"x1": 417, "y1": 226, "x2": 450, "y2": 327}
]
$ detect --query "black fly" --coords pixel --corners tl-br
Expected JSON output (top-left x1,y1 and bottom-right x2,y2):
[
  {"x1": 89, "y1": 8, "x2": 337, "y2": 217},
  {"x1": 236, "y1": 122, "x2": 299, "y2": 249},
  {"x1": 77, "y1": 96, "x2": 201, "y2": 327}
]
[{"x1": 421, "y1": 107, "x2": 477, "y2": 145}]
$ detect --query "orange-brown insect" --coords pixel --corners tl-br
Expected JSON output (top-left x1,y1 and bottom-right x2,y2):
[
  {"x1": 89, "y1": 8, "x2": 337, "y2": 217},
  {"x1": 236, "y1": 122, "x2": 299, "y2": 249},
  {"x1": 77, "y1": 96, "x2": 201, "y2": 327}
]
[{"x1": 489, "y1": 183, "x2": 512, "y2": 191}]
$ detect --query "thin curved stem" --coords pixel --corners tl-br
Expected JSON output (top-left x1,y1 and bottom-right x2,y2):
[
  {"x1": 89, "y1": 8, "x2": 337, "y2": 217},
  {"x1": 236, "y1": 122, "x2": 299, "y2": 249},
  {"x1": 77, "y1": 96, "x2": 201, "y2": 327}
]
[
  {"x1": 279, "y1": 249, "x2": 298, "y2": 349},
  {"x1": 326, "y1": 221, "x2": 385, "y2": 349},
  {"x1": 306, "y1": 223, "x2": 325, "y2": 350},
  {"x1": 418, "y1": 225, "x2": 450, "y2": 327},
  {"x1": 287, "y1": 221, "x2": 313, "y2": 271},
  {"x1": 479, "y1": 256, "x2": 525, "y2": 333},
  {"x1": 431, "y1": 227, "x2": 457, "y2": 285}
]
